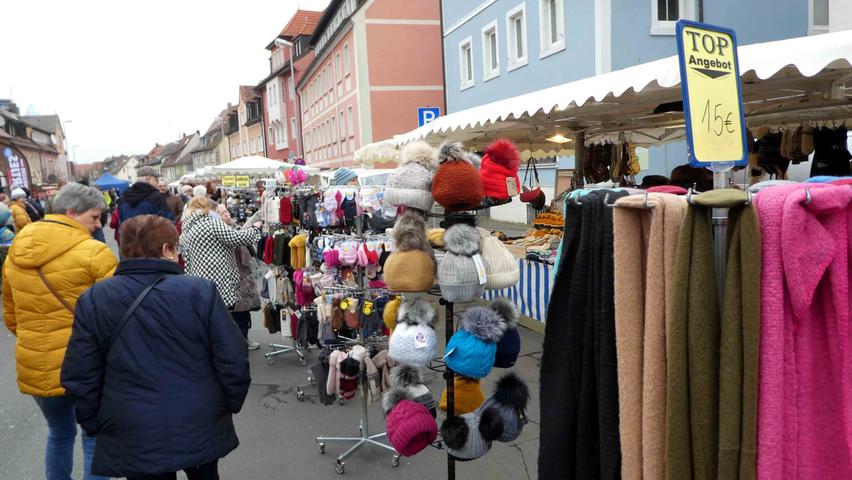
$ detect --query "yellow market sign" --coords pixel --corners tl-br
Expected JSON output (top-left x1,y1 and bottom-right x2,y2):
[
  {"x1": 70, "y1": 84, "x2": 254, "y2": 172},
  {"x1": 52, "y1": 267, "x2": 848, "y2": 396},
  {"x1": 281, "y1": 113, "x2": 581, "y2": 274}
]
[
  {"x1": 221, "y1": 175, "x2": 235, "y2": 187},
  {"x1": 676, "y1": 20, "x2": 747, "y2": 166},
  {"x1": 235, "y1": 176, "x2": 250, "y2": 188}
]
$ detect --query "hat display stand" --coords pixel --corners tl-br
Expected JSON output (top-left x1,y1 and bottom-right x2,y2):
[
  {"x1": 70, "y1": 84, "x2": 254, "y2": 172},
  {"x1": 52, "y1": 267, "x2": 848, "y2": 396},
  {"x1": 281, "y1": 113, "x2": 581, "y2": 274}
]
[{"x1": 314, "y1": 212, "x2": 402, "y2": 475}]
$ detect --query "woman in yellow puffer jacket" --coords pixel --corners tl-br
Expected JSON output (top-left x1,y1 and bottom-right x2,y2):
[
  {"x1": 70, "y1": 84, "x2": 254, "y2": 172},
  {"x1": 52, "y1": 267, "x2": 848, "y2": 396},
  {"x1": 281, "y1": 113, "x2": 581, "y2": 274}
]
[
  {"x1": 3, "y1": 182, "x2": 117, "y2": 479},
  {"x1": 9, "y1": 187, "x2": 31, "y2": 232}
]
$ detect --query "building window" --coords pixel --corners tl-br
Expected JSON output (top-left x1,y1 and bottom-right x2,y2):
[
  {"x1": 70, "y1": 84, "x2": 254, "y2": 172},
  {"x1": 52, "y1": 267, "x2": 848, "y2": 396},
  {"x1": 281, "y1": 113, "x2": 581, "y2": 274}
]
[
  {"x1": 269, "y1": 126, "x2": 274, "y2": 145},
  {"x1": 347, "y1": 106, "x2": 354, "y2": 137},
  {"x1": 482, "y1": 21, "x2": 499, "y2": 81},
  {"x1": 506, "y1": 3, "x2": 528, "y2": 71},
  {"x1": 339, "y1": 111, "x2": 346, "y2": 140},
  {"x1": 291, "y1": 117, "x2": 297, "y2": 144},
  {"x1": 539, "y1": 0, "x2": 565, "y2": 58},
  {"x1": 459, "y1": 36, "x2": 474, "y2": 90},
  {"x1": 809, "y1": 0, "x2": 829, "y2": 34},
  {"x1": 335, "y1": 53, "x2": 342, "y2": 83},
  {"x1": 343, "y1": 44, "x2": 351, "y2": 75},
  {"x1": 651, "y1": 0, "x2": 692, "y2": 35}
]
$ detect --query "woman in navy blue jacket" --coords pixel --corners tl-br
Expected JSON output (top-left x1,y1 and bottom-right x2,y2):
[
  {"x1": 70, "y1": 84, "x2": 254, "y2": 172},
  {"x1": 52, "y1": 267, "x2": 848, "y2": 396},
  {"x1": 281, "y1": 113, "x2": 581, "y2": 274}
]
[{"x1": 61, "y1": 214, "x2": 251, "y2": 480}]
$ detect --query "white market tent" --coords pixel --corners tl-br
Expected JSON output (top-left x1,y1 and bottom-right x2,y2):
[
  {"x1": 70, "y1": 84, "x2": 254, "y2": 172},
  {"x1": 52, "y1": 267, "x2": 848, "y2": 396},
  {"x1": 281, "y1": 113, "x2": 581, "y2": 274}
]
[
  {"x1": 209, "y1": 156, "x2": 319, "y2": 177},
  {"x1": 319, "y1": 168, "x2": 395, "y2": 186},
  {"x1": 381, "y1": 30, "x2": 852, "y2": 153}
]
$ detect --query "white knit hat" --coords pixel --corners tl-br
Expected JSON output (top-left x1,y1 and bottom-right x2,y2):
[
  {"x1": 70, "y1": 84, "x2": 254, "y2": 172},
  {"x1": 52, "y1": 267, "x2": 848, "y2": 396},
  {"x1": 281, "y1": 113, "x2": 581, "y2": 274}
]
[
  {"x1": 388, "y1": 300, "x2": 437, "y2": 368},
  {"x1": 193, "y1": 185, "x2": 207, "y2": 198},
  {"x1": 10, "y1": 188, "x2": 25, "y2": 200},
  {"x1": 385, "y1": 141, "x2": 439, "y2": 212},
  {"x1": 480, "y1": 234, "x2": 519, "y2": 290}
]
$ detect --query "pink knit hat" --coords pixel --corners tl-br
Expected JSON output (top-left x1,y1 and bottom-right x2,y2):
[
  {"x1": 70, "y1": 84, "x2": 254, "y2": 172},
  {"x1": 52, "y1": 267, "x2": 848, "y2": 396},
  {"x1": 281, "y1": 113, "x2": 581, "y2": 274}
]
[{"x1": 385, "y1": 399, "x2": 438, "y2": 457}]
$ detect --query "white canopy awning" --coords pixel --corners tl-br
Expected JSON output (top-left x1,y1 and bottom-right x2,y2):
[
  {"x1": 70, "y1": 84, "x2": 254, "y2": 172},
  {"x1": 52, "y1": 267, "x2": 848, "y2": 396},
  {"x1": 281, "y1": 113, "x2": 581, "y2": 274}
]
[
  {"x1": 391, "y1": 30, "x2": 852, "y2": 148},
  {"x1": 210, "y1": 156, "x2": 319, "y2": 176}
]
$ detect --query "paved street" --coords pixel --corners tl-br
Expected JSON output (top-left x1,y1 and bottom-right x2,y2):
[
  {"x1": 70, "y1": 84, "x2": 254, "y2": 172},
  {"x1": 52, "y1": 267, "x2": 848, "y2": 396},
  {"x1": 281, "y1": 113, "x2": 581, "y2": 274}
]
[{"x1": 0, "y1": 227, "x2": 543, "y2": 479}]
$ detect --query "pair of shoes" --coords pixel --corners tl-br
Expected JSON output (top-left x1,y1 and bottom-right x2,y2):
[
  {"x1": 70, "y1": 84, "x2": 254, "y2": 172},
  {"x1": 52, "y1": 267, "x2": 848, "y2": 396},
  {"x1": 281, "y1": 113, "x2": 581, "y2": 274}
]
[{"x1": 247, "y1": 339, "x2": 261, "y2": 351}]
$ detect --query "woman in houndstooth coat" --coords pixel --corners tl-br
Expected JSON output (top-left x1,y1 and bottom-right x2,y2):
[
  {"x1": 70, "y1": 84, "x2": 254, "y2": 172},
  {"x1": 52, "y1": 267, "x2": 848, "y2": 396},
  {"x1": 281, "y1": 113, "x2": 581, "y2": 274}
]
[{"x1": 179, "y1": 197, "x2": 261, "y2": 309}]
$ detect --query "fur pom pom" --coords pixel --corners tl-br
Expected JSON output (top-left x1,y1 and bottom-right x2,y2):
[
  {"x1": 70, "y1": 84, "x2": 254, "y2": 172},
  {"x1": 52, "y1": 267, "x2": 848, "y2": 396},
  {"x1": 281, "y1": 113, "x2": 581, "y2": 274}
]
[
  {"x1": 443, "y1": 224, "x2": 481, "y2": 256},
  {"x1": 440, "y1": 416, "x2": 469, "y2": 450},
  {"x1": 400, "y1": 141, "x2": 438, "y2": 171},
  {"x1": 382, "y1": 387, "x2": 412, "y2": 414},
  {"x1": 483, "y1": 139, "x2": 520, "y2": 170},
  {"x1": 478, "y1": 407, "x2": 505, "y2": 442},
  {"x1": 461, "y1": 306, "x2": 507, "y2": 342},
  {"x1": 464, "y1": 152, "x2": 481, "y2": 170},
  {"x1": 493, "y1": 372, "x2": 529, "y2": 411},
  {"x1": 397, "y1": 299, "x2": 436, "y2": 327},
  {"x1": 389, "y1": 365, "x2": 422, "y2": 388},
  {"x1": 439, "y1": 142, "x2": 474, "y2": 166},
  {"x1": 489, "y1": 297, "x2": 519, "y2": 329},
  {"x1": 393, "y1": 210, "x2": 429, "y2": 252}
]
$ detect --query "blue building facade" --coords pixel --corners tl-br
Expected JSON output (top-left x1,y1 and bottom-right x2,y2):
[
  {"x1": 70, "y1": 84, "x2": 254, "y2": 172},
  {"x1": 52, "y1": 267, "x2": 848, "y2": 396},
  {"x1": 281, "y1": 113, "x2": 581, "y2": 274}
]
[{"x1": 442, "y1": 0, "x2": 824, "y2": 177}]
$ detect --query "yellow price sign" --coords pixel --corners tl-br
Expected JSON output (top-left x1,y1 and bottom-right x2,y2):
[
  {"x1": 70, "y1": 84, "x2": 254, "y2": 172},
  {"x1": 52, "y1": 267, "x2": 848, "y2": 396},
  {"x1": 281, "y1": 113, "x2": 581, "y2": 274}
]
[
  {"x1": 235, "y1": 176, "x2": 250, "y2": 188},
  {"x1": 676, "y1": 21, "x2": 747, "y2": 166},
  {"x1": 221, "y1": 175, "x2": 235, "y2": 186}
]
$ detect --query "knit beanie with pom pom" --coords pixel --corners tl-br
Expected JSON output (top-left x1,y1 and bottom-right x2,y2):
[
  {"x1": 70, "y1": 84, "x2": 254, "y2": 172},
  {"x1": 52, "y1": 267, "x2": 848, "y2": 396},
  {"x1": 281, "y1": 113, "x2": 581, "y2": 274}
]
[
  {"x1": 432, "y1": 142, "x2": 483, "y2": 213},
  {"x1": 438, "y1": 223, "x2": 484, "y2": 302},
  {"x1": 383, "y1": 211, "x2": 436, "y2": 292},
  {"x1": 385, "y1": 141, "x2": 439, "y2": 212},
  {"x1": 479, "y1": 139, "x2": 521, "y2": 201},
  {"x1": 444, "y1": 304, "x2": 507, "y2": 378}
]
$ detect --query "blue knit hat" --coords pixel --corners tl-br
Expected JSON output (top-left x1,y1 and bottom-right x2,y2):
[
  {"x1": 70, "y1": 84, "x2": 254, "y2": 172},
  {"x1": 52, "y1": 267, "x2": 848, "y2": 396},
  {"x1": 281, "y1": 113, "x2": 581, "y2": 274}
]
[
  {"x1": 332, "y1": 168, "x2": 358, "y2": 186},
  {"x1": 445, "y1": 306, "x2": 507, "y2": 379}
]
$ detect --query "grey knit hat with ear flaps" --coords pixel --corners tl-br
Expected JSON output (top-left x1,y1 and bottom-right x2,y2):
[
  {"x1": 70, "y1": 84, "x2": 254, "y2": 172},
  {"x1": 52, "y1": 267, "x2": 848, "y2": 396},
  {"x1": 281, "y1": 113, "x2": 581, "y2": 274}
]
[
  {"x1": 384, "y1": 366, "x2": 437, "y2": 417},
  {"x1": 438, "y1": 224, "x2": 485, "y2": 302},
  {"x1": 384, "y1": 141, "x2": 439, "y2": 211},
  {"x1": 439, "y1": 406, "x2": 503, "y2": 461}
]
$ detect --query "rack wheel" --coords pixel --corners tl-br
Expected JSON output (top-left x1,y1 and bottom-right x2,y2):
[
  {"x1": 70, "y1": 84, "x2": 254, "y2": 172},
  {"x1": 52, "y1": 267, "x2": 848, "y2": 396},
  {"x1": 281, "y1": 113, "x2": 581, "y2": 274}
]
[
  {"x1": 296, "y1": 390, "x2": 304, "y2": 402},
  {"x1": 318, "y1": 443, "x2": 325, "y2": 454},
  {"x1": 266, "y1": 358, "x2": 275, "y2": 365},
  {"x1": 299, "y1": 357, "x2": 306, "y2": 366},
  {"x1": 392, "y1": 455, "x2": 400, "y2": 467},
  {"x1": 338, "y1": 398, "x2": 344, "y2": 406},
  {"x1": 335, "y1": 461, "x2": 345, "y2": 474}
]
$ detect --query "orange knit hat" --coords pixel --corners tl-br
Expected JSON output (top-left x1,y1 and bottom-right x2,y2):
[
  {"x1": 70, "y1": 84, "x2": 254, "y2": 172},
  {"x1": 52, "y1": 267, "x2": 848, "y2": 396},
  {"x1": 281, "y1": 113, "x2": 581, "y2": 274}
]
[{"x1": 431, "y1": 143, "x2": 483, "y2": 213}]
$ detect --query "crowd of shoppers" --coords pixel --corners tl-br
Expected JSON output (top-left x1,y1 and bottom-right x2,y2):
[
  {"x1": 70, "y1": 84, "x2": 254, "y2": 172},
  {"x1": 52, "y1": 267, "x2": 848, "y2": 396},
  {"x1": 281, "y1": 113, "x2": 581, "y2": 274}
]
[{"x1": 2, "y1": 174, "x2": 264, "y2": 478}]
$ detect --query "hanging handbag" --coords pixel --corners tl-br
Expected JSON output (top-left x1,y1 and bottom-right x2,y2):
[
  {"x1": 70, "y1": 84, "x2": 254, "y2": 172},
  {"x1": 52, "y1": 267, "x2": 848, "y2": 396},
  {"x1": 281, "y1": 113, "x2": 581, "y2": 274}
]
[{"x1": 519, "y1": 159, "x2": 547, "y2": 210}]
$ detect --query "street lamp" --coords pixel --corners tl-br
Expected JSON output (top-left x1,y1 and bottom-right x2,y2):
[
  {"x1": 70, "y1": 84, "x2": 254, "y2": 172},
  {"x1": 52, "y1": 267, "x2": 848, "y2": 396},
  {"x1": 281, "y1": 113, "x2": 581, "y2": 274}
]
[{"x1": 273, "y1": 37, "x2": 302, "y2": 159}]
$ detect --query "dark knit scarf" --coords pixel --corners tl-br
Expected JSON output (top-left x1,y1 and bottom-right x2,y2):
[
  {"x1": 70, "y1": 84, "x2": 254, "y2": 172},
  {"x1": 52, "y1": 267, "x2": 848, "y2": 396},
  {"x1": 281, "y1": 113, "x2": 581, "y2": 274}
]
[
  {"x1": 540, "y1": 190, "x2": 626, "y2": 480},
  {"x1": 666, "y1": 189, "x2": 760, "y2": 480}
]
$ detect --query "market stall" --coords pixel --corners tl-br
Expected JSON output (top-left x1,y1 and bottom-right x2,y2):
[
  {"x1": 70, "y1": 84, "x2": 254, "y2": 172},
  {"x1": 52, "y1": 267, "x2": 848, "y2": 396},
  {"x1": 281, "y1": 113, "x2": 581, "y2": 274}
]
[{"x1": 93, "y1": 172, "x2": 130, "y2": 193}]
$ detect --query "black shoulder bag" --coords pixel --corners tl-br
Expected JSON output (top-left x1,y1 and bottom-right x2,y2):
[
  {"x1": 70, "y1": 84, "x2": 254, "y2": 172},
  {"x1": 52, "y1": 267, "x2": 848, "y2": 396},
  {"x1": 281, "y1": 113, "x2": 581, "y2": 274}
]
[{"x1": 105, "y1": 276, "x2": 166, "y2": 352}]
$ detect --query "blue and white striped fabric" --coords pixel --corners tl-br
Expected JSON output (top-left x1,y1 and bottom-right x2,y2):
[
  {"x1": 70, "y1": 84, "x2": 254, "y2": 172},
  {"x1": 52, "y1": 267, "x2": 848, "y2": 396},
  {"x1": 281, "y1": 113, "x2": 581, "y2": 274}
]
[{"x1": 483, "y1": 259, "x2": 553, "y2": 323}]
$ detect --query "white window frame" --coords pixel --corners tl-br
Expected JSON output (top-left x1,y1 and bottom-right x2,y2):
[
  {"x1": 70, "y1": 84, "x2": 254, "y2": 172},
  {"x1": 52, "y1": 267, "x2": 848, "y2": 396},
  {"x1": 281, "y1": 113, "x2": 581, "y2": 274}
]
[
  {"x1": 539, "y1": 0, "x2": 565, "y2": 58},
  {"x1": 808, "y1": 0, "x2": 830, "y2": 35},
  {"x1": 347, "y1": 106, "x2": 354, "y2": 137},
  {"x1": 275, "y1": 121, "x2": 288, "y2": 150},
  {"x1": 650, "y1": 0, "x2": 693, "y2": 36},
  {"x1": 506, "y1": 3, "x2": 528, "y2": 71},
  {"x1": 459, "y1": 36, "x2": 475, "y2": 90},
  {"x1": 481, "y1": 21, "x2": 500, "y2": 81},
  {"x1": 290, "y1": 117, "x2": 297, "y2": 146},
  {"x1": 339, "y1": 111, "x2": 346, "y2": 140},
  {"x1": 343, "y1": 44, "x2": 351, "y2": 75}
]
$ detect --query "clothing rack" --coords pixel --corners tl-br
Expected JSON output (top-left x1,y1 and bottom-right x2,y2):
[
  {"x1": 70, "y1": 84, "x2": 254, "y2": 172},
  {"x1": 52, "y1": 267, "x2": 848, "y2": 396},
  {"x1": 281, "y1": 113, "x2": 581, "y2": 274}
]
[{"x1": 313, "y1": 214, "x2": 401, "y2": 475}]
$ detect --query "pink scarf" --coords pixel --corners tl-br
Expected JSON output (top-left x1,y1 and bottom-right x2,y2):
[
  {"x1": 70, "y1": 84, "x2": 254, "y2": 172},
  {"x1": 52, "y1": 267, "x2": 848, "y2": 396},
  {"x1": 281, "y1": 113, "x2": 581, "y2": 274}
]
[{"x1": 755, "y1": 183, "x2": 852, "y2": 479}]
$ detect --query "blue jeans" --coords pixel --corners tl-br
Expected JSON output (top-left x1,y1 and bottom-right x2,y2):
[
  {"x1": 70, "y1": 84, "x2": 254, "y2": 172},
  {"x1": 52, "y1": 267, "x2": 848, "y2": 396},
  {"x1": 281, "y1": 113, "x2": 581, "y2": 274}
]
[{"x1": 33, "y1": 396, "x2": 108, "y2": 480}]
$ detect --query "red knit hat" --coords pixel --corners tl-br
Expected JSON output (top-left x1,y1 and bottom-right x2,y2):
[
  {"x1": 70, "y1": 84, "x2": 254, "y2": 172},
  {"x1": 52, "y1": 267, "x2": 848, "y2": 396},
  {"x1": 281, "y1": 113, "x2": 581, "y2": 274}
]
[
  {"x1": 385, "y1": 399, "x2": 438, "y2": 457},
  {"x1": 480, "y1": 139, "x2": 521, "y2": 200},
  {"x1": 432, "y1": 143, "x2": 483, "y2": 213}
]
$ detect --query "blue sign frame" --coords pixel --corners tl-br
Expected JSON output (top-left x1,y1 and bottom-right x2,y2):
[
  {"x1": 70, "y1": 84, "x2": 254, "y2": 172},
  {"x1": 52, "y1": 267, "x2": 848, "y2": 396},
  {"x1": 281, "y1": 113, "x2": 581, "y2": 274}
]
[
  {"x1": 676, "y1": 20, "x2": 748, "y2": 167},
  {"x1": 417, "y1": 107, "x2": 441, "y2": 127}
]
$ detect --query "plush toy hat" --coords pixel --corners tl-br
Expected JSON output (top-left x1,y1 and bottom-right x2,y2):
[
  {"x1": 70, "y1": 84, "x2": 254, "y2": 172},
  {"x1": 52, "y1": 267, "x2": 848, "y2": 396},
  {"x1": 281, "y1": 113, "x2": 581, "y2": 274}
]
[
  {"x1": 432, "y1": 143, "x2": 484, "y2": 213},
  {"x1": 388, "y1": 300, "x2": 437, "y2": 368},
  {"x1": 444, "y1": 304, "x2": 508, "y2": 379},
  {"x1": 438, "y1": 224, "x2": 485, "y2": 302},
  {"x1": 479, "y1": 139, "x2": 521, "y2": 200},
  {"x1": 384, "y1": 390, "x2": 438, "y2": 457},
  {"x1": 479, "y1": 372, "x2": 530, "y2": 442},
  {"x1": 490, "y1": 297, "x2": 521, "y2": 368},
  {"x1": 385, "y1": 141, "x2": 439, "y2": 211},
  {"x1": 383, "y1": 211, "x2": 436, "y2": 292}
]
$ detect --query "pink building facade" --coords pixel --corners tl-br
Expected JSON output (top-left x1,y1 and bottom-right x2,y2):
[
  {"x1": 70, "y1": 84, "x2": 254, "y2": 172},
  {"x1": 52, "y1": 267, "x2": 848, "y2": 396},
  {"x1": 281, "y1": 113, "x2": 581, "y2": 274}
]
[
  {"x1": 258, "y1": 10, "x2": 321, "y2": 163},
  {"x1": 298, "y1": 0, "x2": 444, "y2": 169}
]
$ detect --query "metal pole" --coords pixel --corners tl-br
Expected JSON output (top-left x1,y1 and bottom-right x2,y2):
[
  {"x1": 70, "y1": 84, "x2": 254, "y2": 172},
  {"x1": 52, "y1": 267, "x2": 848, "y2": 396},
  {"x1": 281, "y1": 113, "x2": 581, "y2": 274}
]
[
  {"x1": 573, "y1": 131, "x2": 586, "y2": 188},
  {"x1": 711, "y1": 168, "x2": 730, "y2": 305},
  {"x1": 441, "y1": 298, "x2": 456, "y2": 480}
]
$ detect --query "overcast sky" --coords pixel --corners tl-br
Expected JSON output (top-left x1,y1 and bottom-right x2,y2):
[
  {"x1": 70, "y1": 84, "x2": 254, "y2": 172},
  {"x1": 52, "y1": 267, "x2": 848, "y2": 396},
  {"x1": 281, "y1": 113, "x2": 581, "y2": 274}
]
[{"x1": 1, "y1": 0, "x2": 330, "y2": 164}]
